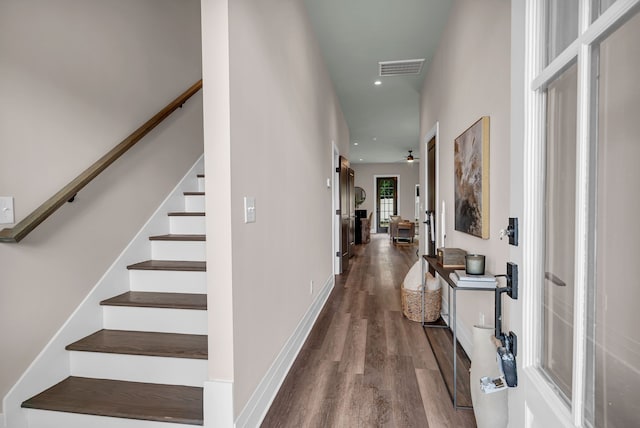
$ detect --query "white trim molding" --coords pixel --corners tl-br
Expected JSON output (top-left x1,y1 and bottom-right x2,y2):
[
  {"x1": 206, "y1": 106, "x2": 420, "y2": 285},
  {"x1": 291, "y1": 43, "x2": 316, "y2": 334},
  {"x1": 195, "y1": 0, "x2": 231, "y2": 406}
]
[
  {"x1": 234, "y1": 274, "x2": 335, "y2": 427},
  {"x1": 204, "y1": 380, "x2": 234, "y2": 428}
]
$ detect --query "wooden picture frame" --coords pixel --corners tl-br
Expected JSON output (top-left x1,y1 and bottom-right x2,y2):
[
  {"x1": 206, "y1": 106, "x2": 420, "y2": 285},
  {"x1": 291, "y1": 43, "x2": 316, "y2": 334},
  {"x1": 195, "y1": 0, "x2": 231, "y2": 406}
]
[{"x1": 454, "y1": 116, "x2": 490, "y2": 239}]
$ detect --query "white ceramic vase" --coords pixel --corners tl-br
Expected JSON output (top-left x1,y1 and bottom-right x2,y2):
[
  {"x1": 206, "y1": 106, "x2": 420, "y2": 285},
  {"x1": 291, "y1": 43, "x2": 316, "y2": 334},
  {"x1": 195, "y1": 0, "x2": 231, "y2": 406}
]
[{"x1": 470, "y1": 325, "x2": 508, "y2": 428}]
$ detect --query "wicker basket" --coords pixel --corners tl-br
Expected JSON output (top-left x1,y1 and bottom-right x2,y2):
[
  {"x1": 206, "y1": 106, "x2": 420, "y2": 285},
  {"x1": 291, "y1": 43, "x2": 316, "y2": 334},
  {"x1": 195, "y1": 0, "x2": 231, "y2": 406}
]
[{"x1": 401, "y1": 286, "x2": 442, "y2": 322}]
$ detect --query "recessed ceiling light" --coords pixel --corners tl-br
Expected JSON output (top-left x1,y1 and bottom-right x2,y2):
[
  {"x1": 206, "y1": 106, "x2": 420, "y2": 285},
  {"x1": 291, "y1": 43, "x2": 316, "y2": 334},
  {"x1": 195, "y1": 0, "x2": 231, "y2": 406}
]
[
  {"x1": 354, "y1": 142, "x2": 359, "y2": 146},
  {"x1": 372, "y1": 137, "x2": 377, "y2": 141},
  {"x1": 359, "y1": 158, "x2": 363, "y2": 161},
  {"x1": 374, "y1": 80, "x2": 382, "y2": 86}
]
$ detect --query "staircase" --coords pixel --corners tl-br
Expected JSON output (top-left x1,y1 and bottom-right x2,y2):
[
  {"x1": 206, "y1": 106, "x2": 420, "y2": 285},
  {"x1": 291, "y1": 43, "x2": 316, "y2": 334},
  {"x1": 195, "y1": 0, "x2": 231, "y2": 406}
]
[{"x1": 20, "y1": 174, "x2": 208, "y2": 428}]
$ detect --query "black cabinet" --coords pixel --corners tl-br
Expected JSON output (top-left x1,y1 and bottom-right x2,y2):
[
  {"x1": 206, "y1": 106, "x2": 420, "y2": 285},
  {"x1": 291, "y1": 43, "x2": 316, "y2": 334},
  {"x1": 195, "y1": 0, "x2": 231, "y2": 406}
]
[{"x1": 355, "y1": 209, "x2": 367, "y2": 244}]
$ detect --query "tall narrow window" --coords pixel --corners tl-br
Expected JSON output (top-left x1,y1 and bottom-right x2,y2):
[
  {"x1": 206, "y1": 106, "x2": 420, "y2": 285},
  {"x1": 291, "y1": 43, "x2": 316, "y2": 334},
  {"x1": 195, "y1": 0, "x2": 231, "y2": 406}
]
[
  {"x1": 542, "y1": 63, "x2": 578, "y2": 401},
  {"x1": 376, "y1": 177, "x2": 397, "y2": 233}
]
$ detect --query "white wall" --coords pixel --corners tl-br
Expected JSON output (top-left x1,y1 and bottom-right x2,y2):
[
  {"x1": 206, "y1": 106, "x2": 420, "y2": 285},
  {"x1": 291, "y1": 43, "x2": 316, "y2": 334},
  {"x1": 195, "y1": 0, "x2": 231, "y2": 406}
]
[
  {"x1": 202, "y1": 0, "x2": 350, "y2": 418},
  {"x1": 0, "y1": 0, "x2": 203, "y2": 411},
  {"x1": 352, "y1": 162, "x2": 420, "y2": 227},
  {"x1": 419, "y1": 0, "x2": 511, "y2": 348}
]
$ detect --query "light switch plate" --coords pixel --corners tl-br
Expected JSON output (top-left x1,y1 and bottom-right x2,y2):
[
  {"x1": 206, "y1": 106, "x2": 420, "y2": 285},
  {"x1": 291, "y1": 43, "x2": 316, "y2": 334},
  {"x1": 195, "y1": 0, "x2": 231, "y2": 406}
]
[
  {"x1": 0, "y1": 196, "x2": 15, "y2": 224},
  {"x1": 244, "y1": 196, "x2": 256, "y2": 223}
]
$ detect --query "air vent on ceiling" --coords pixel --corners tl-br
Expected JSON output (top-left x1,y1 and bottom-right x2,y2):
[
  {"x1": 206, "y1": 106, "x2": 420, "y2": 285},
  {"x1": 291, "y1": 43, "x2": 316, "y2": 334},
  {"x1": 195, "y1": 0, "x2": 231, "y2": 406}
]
[{"x1": 378, "y1": 59, "x2": 425, "y2": 76}]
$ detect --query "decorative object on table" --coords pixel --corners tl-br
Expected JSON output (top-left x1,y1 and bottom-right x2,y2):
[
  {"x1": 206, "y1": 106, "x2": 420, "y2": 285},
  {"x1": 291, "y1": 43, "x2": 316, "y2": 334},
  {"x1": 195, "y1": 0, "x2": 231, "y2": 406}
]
[
  {"x1": 401, "y1": 262, "x2": 441, "y2": 322},
  {"x1": 465, "y1": 254, "x2": 486, "y2": 275},
  {"x1": 436, "y1": 247, "x2": 466, "y2": 269},
  {"x1": 454, "y1": 116, "x2": 490, "y2": 239},
  {"x1": 470, "y1": 325, "x2": 508, "y2": 428},
  {"x1": 452, "y1": 270, "x2": 497, "y2": 289}
]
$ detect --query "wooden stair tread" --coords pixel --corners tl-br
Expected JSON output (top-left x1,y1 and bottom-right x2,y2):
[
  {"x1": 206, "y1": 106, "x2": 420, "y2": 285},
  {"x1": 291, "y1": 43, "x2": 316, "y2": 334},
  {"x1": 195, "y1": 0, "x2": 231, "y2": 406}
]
[
  {"x1": 101, "y1": 292, "x2": 207, "y2": 310},
  {"x1": 127, "y1": 260, "x2": 206, "y2": 271},
  {"x1": 183, "y1": 192, "x2": 204, "y2": 196},
  {"x1": 66, "y1": 329, "x2": 207, "y2": 359},
  {"x1": 168, "y1": 212, "x2": 205, "y2": 216},
  {"x1": 149, "y1": 234, "x2": 205, "y2": 241},
  {"x1": 22, "y1": 376, "x2": 203, "y2": 425}
]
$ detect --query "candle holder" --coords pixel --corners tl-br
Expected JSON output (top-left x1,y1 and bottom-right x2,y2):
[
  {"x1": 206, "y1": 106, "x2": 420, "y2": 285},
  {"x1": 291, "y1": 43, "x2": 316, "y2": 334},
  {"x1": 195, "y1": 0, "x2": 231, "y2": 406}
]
[{"x1": 465, "y1": 254, "x2": 486, "y2": 275}]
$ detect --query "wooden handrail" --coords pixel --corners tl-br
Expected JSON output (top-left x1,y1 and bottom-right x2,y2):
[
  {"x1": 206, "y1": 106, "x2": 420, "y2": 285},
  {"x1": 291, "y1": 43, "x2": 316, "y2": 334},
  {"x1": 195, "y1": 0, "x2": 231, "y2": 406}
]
[{"x1": 0, "y1": 80, "x2": 203, "y2": 243}]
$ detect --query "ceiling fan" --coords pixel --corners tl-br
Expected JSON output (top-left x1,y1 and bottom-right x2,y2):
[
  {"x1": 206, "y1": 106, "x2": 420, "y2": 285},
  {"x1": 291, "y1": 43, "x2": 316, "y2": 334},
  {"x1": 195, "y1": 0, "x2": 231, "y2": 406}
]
[{"x1": 405, "y1": 150, "x2": 419, "y2": 163}]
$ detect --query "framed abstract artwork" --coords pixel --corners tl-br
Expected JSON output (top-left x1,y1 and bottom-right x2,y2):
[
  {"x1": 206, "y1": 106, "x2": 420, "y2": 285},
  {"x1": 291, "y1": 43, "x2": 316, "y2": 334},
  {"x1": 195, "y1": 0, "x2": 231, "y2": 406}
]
[{"x1": 454, "y1": 116, "x2": 490, "y2": 239}]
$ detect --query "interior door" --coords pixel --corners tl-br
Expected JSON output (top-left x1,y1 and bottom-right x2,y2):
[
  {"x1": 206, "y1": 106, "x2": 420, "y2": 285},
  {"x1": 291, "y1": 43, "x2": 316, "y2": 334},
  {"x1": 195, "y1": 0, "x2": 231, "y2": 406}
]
[
  {"x1": 339, "y1": 156, "x2": 350, "y2": 271},
  {"x1": 509, "y1": 2, "x2": 640, "y2": 427},
  {"x1": 348, "y1": 168, "x2": 355, "y2": 257}
]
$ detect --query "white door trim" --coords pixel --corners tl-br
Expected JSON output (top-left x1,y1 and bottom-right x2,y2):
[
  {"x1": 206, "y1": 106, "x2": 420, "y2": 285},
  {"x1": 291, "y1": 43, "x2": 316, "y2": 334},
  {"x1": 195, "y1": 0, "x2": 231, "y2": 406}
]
[{"x1": 332, "y1": 142, "x2": 340, "y2": 275}]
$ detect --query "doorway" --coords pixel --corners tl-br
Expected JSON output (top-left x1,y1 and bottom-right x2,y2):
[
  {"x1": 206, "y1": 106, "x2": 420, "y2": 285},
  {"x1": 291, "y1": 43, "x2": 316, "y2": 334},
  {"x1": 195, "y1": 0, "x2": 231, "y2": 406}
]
[
  {"x1": 375, "y1": 176, "x2": 398, "y2": 233},
  {"x1": 422, "y1": 122, "x2": 438, "y2": 257},
  {"x1": 339, "y1": 156, "x2": 354, "y2": 271}
]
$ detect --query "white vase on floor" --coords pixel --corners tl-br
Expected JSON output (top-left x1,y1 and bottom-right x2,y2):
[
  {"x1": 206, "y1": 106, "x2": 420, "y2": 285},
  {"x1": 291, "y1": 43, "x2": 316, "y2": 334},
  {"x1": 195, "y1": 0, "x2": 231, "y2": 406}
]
[{"x1": 470, "y1": 325, "x2": 508, "y2": 428}]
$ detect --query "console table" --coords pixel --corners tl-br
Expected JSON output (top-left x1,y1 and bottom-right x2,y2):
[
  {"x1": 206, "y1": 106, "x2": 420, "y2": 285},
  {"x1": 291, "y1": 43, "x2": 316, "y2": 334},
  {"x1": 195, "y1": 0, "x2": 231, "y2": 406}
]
[{"x1": 421, "y1": 255, "x2": 497, "y2": 410}]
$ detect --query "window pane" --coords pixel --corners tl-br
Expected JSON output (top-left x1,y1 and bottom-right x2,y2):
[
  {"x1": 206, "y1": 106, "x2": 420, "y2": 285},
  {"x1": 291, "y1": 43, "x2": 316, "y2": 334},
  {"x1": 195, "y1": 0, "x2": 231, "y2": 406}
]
[
  {"x1": 591, "y1": 10, "x2": 640, "y2": 427},
  {"x1": 543, "y1": 63, "x2": 578, "y2": 400},
  {"x1": 592, "y1": 0, "x2": 618, "y2": 21},
  {"x1": 546, "y1": 0, "x2": 579, "y2": 65}
]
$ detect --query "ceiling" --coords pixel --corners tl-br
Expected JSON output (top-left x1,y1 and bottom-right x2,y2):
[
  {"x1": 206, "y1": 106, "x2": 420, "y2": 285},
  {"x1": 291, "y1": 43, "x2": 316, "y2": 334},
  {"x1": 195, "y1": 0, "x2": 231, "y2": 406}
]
[{"x1": 303, "y1": 0, "x2": 452, "y2": 164}]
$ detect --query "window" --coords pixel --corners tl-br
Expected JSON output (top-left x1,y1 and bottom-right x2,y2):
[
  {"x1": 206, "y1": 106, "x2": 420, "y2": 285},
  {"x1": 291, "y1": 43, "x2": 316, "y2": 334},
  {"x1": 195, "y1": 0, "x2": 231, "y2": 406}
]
[
  {"x1": 545, "y1": 0, "x2": 579, "y2": 64},
  {"x1": 542, "y1": 63, "x2": 578, "y2": 401}
]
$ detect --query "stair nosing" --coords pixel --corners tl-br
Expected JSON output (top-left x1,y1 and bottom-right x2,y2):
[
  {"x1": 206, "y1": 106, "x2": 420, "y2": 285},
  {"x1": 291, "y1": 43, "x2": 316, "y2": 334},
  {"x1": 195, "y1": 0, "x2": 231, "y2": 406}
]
[
  {"x1": 100, "y1": 291, "x2": 207, "y2": 310},
  {"x1": 168, "y1": 212, "x2": 205, "y2": 216},
  {"x1": 66, "y1": 329, "x2": 208, "y2": 359},
  {"x1": 22, "y1": 376, "x2": 203, "y2": 425},
  {"x1": 149, "y1": 234, "x2": 206, "y2": 242},
  {"x1": 127, "y1": 260, "x2": 206, "y2": 272}
]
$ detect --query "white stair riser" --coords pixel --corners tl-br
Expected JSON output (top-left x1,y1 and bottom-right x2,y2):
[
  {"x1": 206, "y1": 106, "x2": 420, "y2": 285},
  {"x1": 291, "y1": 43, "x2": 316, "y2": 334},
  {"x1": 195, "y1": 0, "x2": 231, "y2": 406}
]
[
  {"x1": 169, "y1": 216, "x2": 205, "y2": 234},
  {"x1": 69, "y1": 352, "x2": 207, "y2": 387},
  {"x1": 25, "y1": 409, "x2": 199, "y2": 428},
  {"x1": 103, "y1": 307, "x2": 207, "y2": 335},
  {"x1": 184, "y1": 195, "x2": 205, "y2": 212},
  {"x1": 151, "y1": 240, "x2": 206, "y2": 261},
  {"x1": 129, "y1": 270, "x2": 206, "y2": 294},
  {"x1": 197, "y1": 177, "x2": 205, "y2": 192}
]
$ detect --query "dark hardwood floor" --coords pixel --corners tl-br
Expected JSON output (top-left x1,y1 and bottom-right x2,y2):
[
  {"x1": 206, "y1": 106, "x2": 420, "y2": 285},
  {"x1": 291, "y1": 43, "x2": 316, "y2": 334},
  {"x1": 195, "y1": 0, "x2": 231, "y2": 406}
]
[{"x1": 262, "y1": 234, "x2": 476, "y2": 428}]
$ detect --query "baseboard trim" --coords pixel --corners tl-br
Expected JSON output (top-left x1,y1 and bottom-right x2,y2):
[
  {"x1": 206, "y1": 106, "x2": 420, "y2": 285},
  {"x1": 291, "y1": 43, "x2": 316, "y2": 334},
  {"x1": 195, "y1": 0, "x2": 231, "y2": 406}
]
[
  {"x1": 234, "y1": 274, "x2": 335, "y2": 427},
  {"x1": 204, "y1": 380, "x2": 234, "y2": 428}
]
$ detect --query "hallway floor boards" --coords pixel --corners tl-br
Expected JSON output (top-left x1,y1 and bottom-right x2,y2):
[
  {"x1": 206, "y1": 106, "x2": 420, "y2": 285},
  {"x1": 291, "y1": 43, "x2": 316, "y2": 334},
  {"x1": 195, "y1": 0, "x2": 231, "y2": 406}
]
[{"x1": 262, "y1": 234, "x2": 476, "y2": 428}]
